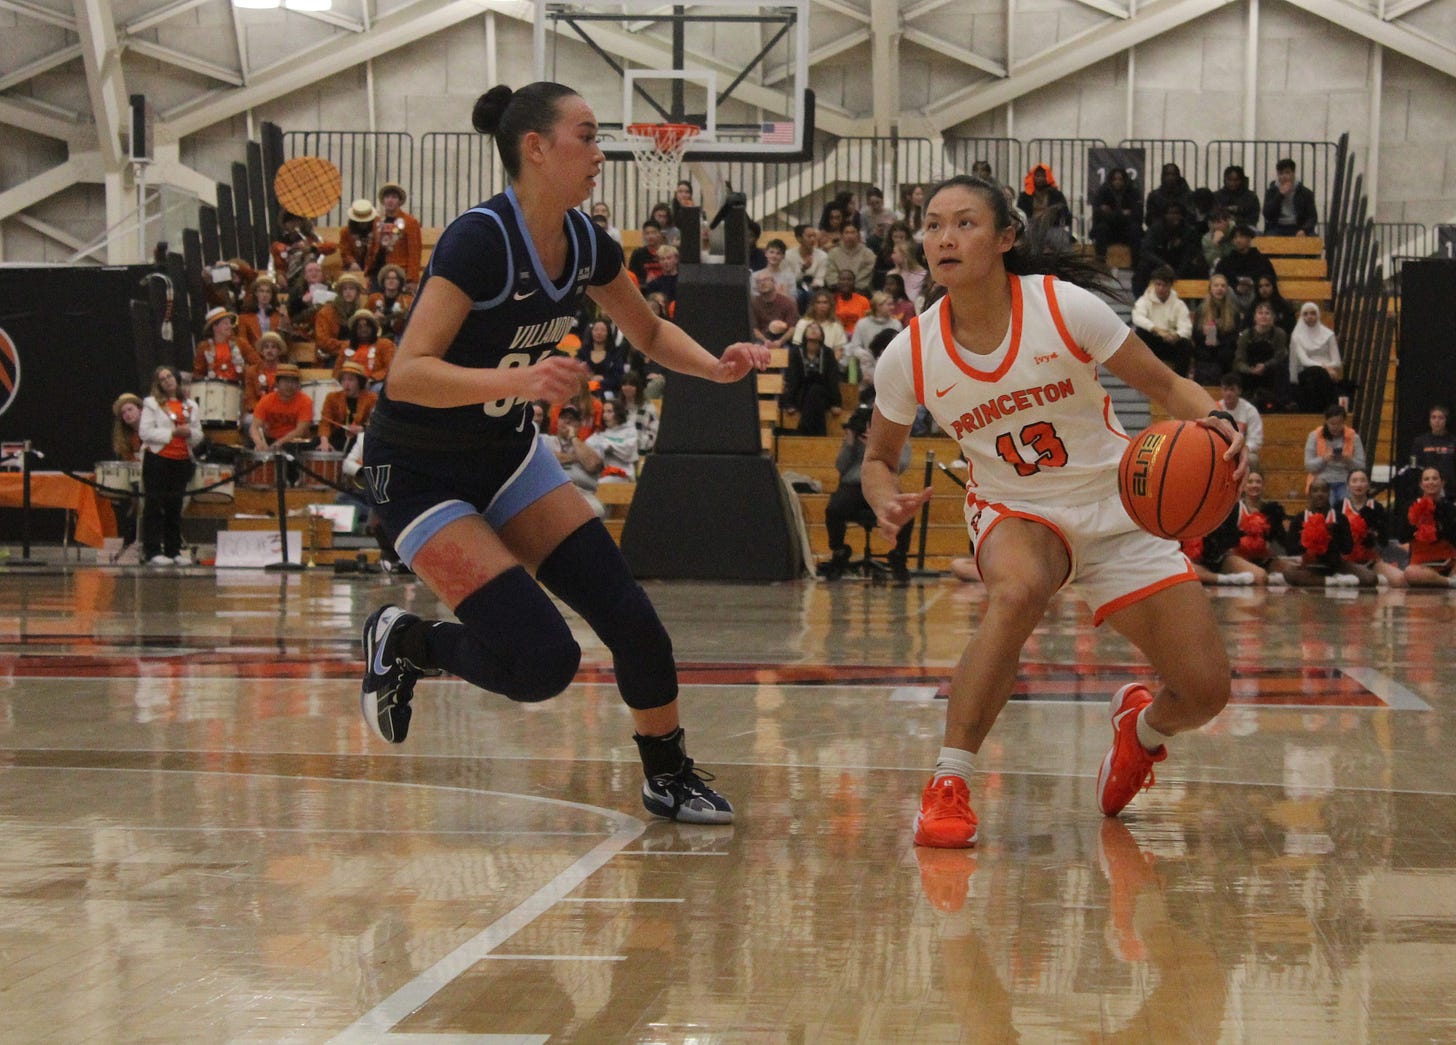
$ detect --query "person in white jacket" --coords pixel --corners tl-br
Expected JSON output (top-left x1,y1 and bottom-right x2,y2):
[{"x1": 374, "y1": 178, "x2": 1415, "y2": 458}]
[
  {"x1": 1130, "y1": 265, "x2": 1194, "y2": 378},
  {"x1": 138, "y1": 366, "x2": 203, "y2": 565}
]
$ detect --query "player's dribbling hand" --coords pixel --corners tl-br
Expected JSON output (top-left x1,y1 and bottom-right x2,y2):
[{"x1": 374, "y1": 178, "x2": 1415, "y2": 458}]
[
  {"x1": 1197, "y1": 414, "x2": 1250, "y2": 484},
  {"x1": 876, "y1": 487, "x2": 933, "y2": 542},
  {"x1": 710, "y1": 342, "x2": 772, "y2": 383},
  {"x1": 522, "y1": 354, "x2": 588, "y2": 404}
]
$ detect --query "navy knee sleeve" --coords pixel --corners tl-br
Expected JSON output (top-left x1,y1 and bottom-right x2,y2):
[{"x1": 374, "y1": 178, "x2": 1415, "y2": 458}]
[
  {"x1": 426, "y1": 565, "x2": 581, "y2": 703},
  {"x1": 535, "y1": 520, "x2": 678, "y2": 710}
]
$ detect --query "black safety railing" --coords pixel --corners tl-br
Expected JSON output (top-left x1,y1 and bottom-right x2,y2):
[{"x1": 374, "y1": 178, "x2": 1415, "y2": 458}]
[
  {"x1": 1204, "y1": 140, "x2": 1340, "y2": 231},
  {"x1": 1118, "y1": 138, "x2": 1200, "y2": 193},
  {"x1": 281, "y1": 131, "x2": 414, "y2": 227}
]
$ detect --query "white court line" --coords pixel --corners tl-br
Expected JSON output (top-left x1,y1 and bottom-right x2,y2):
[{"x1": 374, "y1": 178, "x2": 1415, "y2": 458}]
[
  {"x1": 616, "y1": 849, "x2": 728, "y2": 856},
  {"x1": 889, "y1": 686, "x2": 940, "y2": 702},
  {"x1": 559, "y1": 897, "x2": 684, "y2": 903},
  {"x1": 484, "y1": 954, "x2": 626, "y2": 961},
  {"x1": 377, "y1": 1036, "x2": 547, "y2": 1044},
  {"x1": 1340, "y1": 667, "x2": 1433, "y2": 711}
]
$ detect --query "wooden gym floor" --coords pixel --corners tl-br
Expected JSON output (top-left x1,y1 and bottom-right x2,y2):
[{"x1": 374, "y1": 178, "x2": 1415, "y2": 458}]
[{"x1": 1, "y1": 566, "x2": 1454, "y2": 1043}]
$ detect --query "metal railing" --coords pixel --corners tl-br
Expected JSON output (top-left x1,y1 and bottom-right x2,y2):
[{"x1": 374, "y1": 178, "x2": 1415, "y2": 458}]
[
  {"x1": 1204, "y1": 140, "x2": 1340, "y2": 228},
  {"x1": 281, "y1": 131, "x2": 414, "y2": 227},
  {"x1": 1024, "y1": 137, "x2": 1108, "y2": 236},
  {"x1": 1118, "y1": 139, "x2": 1200, "y2": 195}
]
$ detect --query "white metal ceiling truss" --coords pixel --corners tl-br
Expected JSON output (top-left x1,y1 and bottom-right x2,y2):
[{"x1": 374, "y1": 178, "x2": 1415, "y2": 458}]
[{"x1": 4, "y1": 0, "x2": 1456, "y2": 255}]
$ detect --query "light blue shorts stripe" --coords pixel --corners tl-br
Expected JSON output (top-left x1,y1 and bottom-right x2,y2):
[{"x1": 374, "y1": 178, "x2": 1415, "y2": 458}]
[
  {"x1": 394, "y1": 499, "x2": 480, "y2": 567},
  {"x1": 483, "y1": 436, "x2": 572, "y2": 530}
]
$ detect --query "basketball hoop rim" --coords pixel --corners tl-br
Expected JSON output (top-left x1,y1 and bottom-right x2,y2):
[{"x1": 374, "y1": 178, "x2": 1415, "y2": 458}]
[{"x1": 625, "y1": 122, "x2": 703, "y2": 151}]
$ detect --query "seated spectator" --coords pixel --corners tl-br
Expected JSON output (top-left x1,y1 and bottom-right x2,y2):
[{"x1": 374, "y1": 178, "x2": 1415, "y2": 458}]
[
  {"x1": 818, "y1": 201, "x2": 847, "y2": 249},
  {"x1": 1090, "y1": 168, "x2": 1143, "y2": 265},
  {"x1": 822, "y1": 405, "x2": 914, "y2": 583},
  {"x1": 1201, "y1": 208, "x2": 1234, "y2": 274},
  {"x1": 271, "y1": 209, "x2": 335, "y2": 286},
  {"x1": 750, "y1": 270, "x2": 799, "y2": 346},
  {"x1": 791, "y1": 290, "x2": 849, "y2": 372},
  {"x1": 759, "y1": 238, "x2": 798, "y2": 298},
  {"x1": 1131, "y1": 266, "x2": 1194, "y2": 378},
  {"x1": 886, "y1": 243, "x2": 927, "y2": 307},
  {"x1": 861, "y1": 185, "x2": 896, "y2": 251},
  {"x1": 375, "y1": 181, "x2": 424, "y2": 288},
  {"x1": 1193, "y1": 275, "x2": 1242, "y2": 383},
  {"x1": 1245, "y1": 274, "x2": 1295, "y2": 335},
  {"x1": 1341, "y1": 469, "x2": 1406, "y2": 587},
  {"x1": 1217, "y1": 373, "x2": 1263, "y2": 471},
  {"x1": 286, "y1": 259, "x2": 331, "y2": 342},
  {"x1": 108, "y1": 392, "x2": 144, "y2": 547},
  {"x1": 1188, "y1": 186, "x2": 1217, "y2": 240},
  {"x1": 896, "y1": 183, "x2": 925, "y2": 240},
  {"x1": 334, "y1": 310, "x2": 395, "y2": 390},
  {"x1": 206, "y1": 256, "x2": 259, "y2": 314},
  {"x1": 1135, "y1": 202, "x2": 1203, "y2": 297},
  {"x1": 550, "y1": 403, "x2": 604, "y2": 517},
  {"x1": 846, "y1": 292, "x2": 901, "y2": 384},
  {"x1": 237, "y1": 275, "x2": 290, "y2": 359},
  {"x1": 1289, "y1": 302, "x2": 1342, "y2": 412},
  {"x1": 1207, "y1": 470, "x2": 1289, "y2": 584},
  {"x1": 746, "y1": 219, "x2": 768, "y2": 273},
  {"x1": 786, "y1": 223, "x2": 828, "y2": 306},
  {"x1": 368, "y1": 264, "x2": 413, "y2": 340},
  {"x1": 318, "y1": 361, "x2": 376, "y2": 454},
  {"x1": 1280, "y1": 479, "x2": 1360, "y2": 587},
  {"x1": 831, "y1": 269, "x2": 871, "y2": 339},
  {"x1": 338, "y1": 198, "x2": 380, "y2": 275},
  {"x1": 1262, "y1": 159, "x2": 1318, "y2": 237},
  {"x1": 242, "y1": 331, "x2": 286, "y2": 429},
  {"x1": 1212, "y1": 165, "x2": 1261, "y2": 228},
  {"x1": 641, "y1": 244, "x2": 679, "y2": 307},
  {"x1": 1409, "y1": 405, "x2": 1456, "y2": 488},
  {"x1": 649, "y1": 201, "x2": 680, "y2": 248},
  {"x1": 780, "y1": 322, "x2": 842, "y2": 435},
  {"x1": 1213, "y1": 224, "x2": 1276, "y2": 287},
  {"x1": 618, "y1": 371, "x2": 659, "y2": 455},
  {"x1": 1234, "y1": 302, "x2": 1290, "y2": 411},
  {"x1": 314, "y1": 273, "x2": 369, "y2": 365},
  {"x1": 882, "y1": 273, "x2": 919, "y2": 325},
  {"x1": 627, "y1": 220, "x2": 665, "y2": 284},
  {"x1": 1402, "y1": 467, "x2": 1456, "y2": 587},
  {"x1": 586, "y1": 398, "x2": 640, "y2": 483},
  {"x1": 1230, "y1": 274, "x2": 1257, "y2": 315},
  {"x1": 1144, "y1": 162, "x2": 1194, "y2": 232},
  {"x1": 193, "y1": 306, "x2": 247, "y2": 382},
  {"x1": 248, "y1": 363, "x2": 314, "y2": 473},
  {"x1": 577, "y1": 319, "x2": 630, "y2": 399},
  {"x1": 548, "y1": 375, "x2": 602, "y2": 437},
  {"x1": 1305, "y1": 403, "x2": 1366, "y2": 504},
  {"x1": 825, "y1": 223, "x2": 877, "y2": 295},
  {"x1": 970, "y1": 160, "x2": 995, "y2": 181},
  {"x1": 590, "y1": 201, "x2": 622, "y2": 245},
  {"x1": 1017, "y1": 164, "x2": 1073, "y2": 243}
]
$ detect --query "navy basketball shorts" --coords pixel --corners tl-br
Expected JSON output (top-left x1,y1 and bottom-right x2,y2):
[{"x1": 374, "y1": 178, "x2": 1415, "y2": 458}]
[{"x1": 361, "y1": 434, "x2": 572, "y2": 568}]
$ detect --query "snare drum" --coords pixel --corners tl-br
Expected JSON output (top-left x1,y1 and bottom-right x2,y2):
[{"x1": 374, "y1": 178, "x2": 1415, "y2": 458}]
[
  {"x1": 237, "y1": 449, "x2": 279, "y2": 490},
  {"x1": 187, "y1": 462, "x2": 234, "y2": 504},
  {"x1": 301, "y1": 379, "x2": 340, "y2": 423},
  {"x1": 197, "y1": 379, "x2": 242, "y2": 427},
  {"x1": 299, "y1": 451, "x2": 345, "y2": 490},
  {"x1": 94, "y1": 460, "x2": 141, "y2": 500}
]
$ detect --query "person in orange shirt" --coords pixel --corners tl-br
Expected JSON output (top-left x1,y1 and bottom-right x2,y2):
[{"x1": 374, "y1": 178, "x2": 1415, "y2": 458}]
[
  {"x1": 368, "y1": 264, "x2": 413, "y2": 339},
  {"x1": 237, "y1": 275, "x2": 291, "y2": 359},
  {"x1": 242, "y1": 331, "x2": 287, "y2": 425},
  {"x1": 271, "y1": 209, "x2": 337, "y2": 286},
  {"x1": 193, "y1": 307, "x2": 248, "y2": 380},
  {"x1": 313, "y1": 273, "x2": 368, "y2": 364},
  {"x1": 248, "y1": 363, "x2": 314, "y2": 479},
  {"x1": 138, "y1": 366, "x2": 202, "y2": 565},
  {"x1": 333, "y1": 311, "x2": 395, "y2": 389},
  {"x1": 830, "y1": 268, "x2": 871, "y2": 338},
  {"x1": 338, "y1": 198, "x2": 381, "y2": 276},
  {"x1": 318, "y1": 361, "x2": 376, "y2": 453},
  {"x1": 375, "y1": 181, "x2": 423, "y2": 288}
]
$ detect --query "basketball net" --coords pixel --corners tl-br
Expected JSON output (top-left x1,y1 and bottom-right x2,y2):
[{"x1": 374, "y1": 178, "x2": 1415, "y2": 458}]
[{"x1": 626, "y1": 123, "x2": 700, "y2": 195}]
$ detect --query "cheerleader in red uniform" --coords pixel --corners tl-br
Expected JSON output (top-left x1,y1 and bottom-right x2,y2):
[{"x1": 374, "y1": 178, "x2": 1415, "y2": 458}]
[
  {"x1": 1280, "y1": 478, "x2": 1362, "y2": 587},
  {"x1": 1402, "y1": 467, "x2": 1456, "y2": 588},
  {"x1": 1341, "y1": 469, "x2": 1405, "y2": 587},
  {"x1": 1207, "y1": 470, "x2": 1288, "y2": 584}
]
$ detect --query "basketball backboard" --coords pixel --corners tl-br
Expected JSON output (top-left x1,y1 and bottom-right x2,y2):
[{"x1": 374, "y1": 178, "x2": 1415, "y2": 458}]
[{"x1": 533, "y1": 0, "x2": 813, "y2": 163}]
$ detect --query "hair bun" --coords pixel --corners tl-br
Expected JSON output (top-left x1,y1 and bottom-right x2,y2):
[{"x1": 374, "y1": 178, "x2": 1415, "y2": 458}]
[{"x1": 472, "y1": 85, "x2": 513, "y2": 134}]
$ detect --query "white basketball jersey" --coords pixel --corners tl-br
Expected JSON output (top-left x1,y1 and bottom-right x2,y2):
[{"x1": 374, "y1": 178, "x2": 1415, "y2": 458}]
[{"x1": 907, "y1": 274, "x2": 1131, "y2": 508}]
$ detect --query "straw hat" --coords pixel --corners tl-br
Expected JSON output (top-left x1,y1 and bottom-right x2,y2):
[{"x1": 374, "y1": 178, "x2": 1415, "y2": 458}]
[
  {"x1": 257, "y1": 331, "x2": 287, "y2": 353},
  {"x1": 112, "y1": 393, "x2": 143, "y2": 418},
  {"x1": 335, "y1": 272, "x2": 369, "y2": 293},
  {"x1": 339, "y1": 360, "x2": 368, "y2": 380},
  {"x1": 201, "y1": 306, "x2": 236, "y2": 333},
  {"x1": 347, "y1": 198, "x2": 379, "y2": 223},
  {"x1": 275, "y1": 363, "x2": 302, "y2": 380},
  {"x1": 376, "y1": 263, "x2": 408, "y2": 288},
  {"x1": 349, "y1": 310, "x2": 382, "y2": 336},
  {"x1": 249, "y1": 274, "x2": 277, "y2": 293},
  {"x1": 377, "y1": 181, "x2": 407, "y2": 205}
]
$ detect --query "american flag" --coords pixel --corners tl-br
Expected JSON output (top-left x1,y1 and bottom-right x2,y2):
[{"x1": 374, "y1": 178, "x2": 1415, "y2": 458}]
[{"x1": 760, "y1": 121, "x2": 795, "y2": 144}]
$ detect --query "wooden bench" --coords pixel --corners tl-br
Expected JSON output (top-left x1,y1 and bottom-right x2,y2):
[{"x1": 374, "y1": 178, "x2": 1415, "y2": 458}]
[
  {"x1": 1174, "y1": 278, "x2": 1333, "y2": 308},
  {"x1": 1253, "y1": 236, "x2": 1324, "y2": 255}
]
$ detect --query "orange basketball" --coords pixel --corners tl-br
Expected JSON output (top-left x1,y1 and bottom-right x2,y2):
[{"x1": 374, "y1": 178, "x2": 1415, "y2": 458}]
[{"x1": 1118, "y1": 420, "x2": 1239, "y2": 540}]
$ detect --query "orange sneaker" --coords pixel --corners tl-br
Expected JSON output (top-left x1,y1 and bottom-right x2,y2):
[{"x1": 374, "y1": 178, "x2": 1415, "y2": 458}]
[
  {"x1": 915, "y1": 847, "x2": 979, "y2": 912},
  {"x1": 914, "y1": 775, "x2": 979, "y2": 848},
  {"x1": 1096, "y1": 684, "x2": 1167, "y2": 817}
]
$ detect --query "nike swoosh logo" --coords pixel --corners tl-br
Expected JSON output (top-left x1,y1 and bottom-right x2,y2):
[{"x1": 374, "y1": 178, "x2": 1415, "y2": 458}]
[
  {"x1": 371, "y1": 614, "x2": 394, "y2": 676},
  {"x1": 935, "y1": 384, "x2": 957, "y2": 398},
  {"x1": 513, "y1": 290, "x2": 537, "y2": 301}
]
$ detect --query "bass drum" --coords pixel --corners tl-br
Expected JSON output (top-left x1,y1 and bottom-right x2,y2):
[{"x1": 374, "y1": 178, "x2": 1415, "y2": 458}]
[
  {"x1": 187, "y1": 462, "x2": 234, "y2": 504},
  {"x1": 196, "y1": 379, "x2": 242, "y2": 427}
]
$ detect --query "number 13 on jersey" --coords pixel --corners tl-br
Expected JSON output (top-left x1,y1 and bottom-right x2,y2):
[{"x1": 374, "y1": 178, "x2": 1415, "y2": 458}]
[{"x1": 995, "y1": 421, "x2": 1069, "y2": 477}]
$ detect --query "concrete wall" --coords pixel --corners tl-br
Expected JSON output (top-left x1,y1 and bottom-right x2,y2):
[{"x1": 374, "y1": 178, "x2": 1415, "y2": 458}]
[{"x1": 3, "y1": 0, "x2": 1456, "y2": 260}]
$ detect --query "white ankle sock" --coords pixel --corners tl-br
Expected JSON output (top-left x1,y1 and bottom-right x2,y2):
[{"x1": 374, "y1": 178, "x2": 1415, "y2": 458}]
[
  {"x1": 1447, "y1": 576, "x2": 1456, "y2": 589},
  {"x1": 934, "y1": 746, "x2": 976, "y2": 784},
  {"x1": 1135, "y1": 708, "x2": 1173, "y2": 753},
  {"x1": 1268, "y1": 572, "x2": 1287, "y2": 586}
]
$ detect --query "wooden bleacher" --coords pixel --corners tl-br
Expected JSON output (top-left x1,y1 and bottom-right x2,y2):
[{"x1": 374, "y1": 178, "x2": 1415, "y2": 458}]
[{"x1": 1174, "y1": 238, "x2": 1333, "y2": 312}]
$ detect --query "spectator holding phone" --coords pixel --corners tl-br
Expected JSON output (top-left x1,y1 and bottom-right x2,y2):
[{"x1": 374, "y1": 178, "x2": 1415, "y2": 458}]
[{"x1": 1305, "y1": 403, "x2": 1366, "y2": 504}]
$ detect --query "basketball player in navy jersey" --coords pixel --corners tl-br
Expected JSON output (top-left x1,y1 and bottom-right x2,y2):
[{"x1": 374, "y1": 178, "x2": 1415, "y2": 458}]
[{"x1": 359, "y1": 82, "x2": 768, "y2": 823}]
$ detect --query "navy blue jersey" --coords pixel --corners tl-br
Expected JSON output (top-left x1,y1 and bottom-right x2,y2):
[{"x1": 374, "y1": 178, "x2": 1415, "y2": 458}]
[{"x1": 373, "y1": 186, "x2": 622, "y2": 440}]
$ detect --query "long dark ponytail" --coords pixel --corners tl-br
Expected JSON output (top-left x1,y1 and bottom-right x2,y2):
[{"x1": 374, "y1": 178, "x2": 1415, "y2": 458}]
[
  {"x1": 924, "y1": 174, "x2": 1123, "y2": 300},
  {"x1": 472, "y1": 81, "x2": 580, "y2": 179}
]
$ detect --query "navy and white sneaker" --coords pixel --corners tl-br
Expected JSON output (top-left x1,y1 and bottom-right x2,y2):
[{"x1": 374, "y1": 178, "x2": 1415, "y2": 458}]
[
  {"x1": 360, "y1": 604, "x2": 437, "y2": 744},
  {"x1": 642, "y1": 759, "x2": 735, "y2": 824}
]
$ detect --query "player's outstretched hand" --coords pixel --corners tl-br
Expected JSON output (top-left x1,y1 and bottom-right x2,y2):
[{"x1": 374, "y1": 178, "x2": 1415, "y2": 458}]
[
  {"x1": 521, "y1": 354, "x2": 588, "y2": 404},
  {"x1": 1197, "y1": 414, "x2": 1249, "y2": 484},
  {"x1": 710, "y1": 342, "x2": 772, "y2": 383},
  {"x1": 877, "y1": 487, "x2": 933, "y2": 542}
]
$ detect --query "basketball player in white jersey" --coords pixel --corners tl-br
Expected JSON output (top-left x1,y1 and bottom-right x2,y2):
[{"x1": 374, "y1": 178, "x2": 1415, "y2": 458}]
[{"x1": 864, "y1": 175, "x2": 1248, "y2": 848}]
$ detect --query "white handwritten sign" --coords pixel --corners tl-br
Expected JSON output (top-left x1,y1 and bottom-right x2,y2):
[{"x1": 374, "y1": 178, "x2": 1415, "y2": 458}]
[{"x1": 215, "y1": 529, "x2": 304, "y2": 568}]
